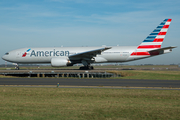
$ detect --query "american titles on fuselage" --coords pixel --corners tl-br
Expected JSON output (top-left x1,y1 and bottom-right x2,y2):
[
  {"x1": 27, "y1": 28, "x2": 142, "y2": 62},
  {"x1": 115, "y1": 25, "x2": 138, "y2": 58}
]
[{"x1": 29, "y1": 49, "x2": 69, "y2": 57}]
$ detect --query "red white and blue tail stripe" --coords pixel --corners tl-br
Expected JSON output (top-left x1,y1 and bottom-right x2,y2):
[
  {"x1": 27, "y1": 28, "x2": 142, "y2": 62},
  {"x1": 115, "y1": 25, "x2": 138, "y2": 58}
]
[
  {"x1": 131, "y1": 19, "x2": 172, "y2": 56},
  {"x1": 137, "y1": 19, "x2": 171, "y2": 50}
]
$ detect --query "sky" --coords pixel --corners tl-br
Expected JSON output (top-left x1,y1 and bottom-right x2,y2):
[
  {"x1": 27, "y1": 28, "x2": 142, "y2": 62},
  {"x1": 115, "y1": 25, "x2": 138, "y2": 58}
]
[{"x1": 0, "y1": 0, "x2": 180, "y2": 65}]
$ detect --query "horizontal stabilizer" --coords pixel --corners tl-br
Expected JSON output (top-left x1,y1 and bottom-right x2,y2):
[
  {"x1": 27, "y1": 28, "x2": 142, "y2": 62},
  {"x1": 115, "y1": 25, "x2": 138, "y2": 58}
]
[{"x1": 148, "y1": 46, "x2": 177, "y2": 55}]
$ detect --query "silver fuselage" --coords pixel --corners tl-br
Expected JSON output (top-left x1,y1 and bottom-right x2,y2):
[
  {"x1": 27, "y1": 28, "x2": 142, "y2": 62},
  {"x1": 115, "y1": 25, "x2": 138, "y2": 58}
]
[{"x1": 2, "y1": 46, "x2": 145, "y2": 64}]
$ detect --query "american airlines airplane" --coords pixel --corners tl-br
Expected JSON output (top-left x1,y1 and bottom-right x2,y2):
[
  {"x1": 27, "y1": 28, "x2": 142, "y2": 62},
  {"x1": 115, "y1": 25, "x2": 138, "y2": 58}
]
[{"x1": 2, "y1": 19, "x2": 176, "y2": 70}]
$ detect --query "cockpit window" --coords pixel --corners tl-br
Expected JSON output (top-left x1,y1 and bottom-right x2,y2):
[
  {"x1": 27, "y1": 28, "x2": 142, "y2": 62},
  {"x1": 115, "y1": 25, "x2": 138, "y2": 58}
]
[{"x1": 5, "y1": 52, "x2": 9, "y2": 55}]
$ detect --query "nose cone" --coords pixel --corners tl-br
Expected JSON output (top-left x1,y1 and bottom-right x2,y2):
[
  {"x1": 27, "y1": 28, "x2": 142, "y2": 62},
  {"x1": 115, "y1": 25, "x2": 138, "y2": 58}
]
[
  {"x1": 2, "y1": 52, "x2": 10, "y2": 62},
  {"x1": 2, "y1": 52, "x2": 17, "y2": 63},
  {"x1": 2, "y1": 55, "x2": 6, "y2": 61}
]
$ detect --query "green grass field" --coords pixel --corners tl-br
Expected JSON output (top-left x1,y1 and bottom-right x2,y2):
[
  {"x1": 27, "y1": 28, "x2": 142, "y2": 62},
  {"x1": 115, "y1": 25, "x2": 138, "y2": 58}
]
[
  {"x1": 0, "y1": 87, "x2": 180, "y2": 120},
  {"x1": 1, "y1": 70, "x2": 180, "y2": 80},
  {"x1": 109, "y1": 70, "x2": 180, "y2": 80},
  {"x1": 0, "y1": 65, "x2": 180, "y2": 80},
  {"x1": 0, "y1": 65, "x2": 178, "y2": 70}
]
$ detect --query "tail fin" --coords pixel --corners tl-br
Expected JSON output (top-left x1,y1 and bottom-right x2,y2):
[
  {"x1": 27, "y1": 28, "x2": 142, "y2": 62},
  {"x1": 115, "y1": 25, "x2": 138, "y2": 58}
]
[{"x1": 137, "y1": 19, "x2": 172, "y2": 50}]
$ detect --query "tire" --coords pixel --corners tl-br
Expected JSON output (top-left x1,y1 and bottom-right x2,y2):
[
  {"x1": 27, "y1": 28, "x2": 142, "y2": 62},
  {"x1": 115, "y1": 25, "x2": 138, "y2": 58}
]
[{"x1": 90, "y1": 66, "x2": 94, "y2": 70}]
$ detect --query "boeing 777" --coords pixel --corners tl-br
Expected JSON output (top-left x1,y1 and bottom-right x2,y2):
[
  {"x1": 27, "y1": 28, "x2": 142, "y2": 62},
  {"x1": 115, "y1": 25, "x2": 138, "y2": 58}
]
[{"x1": 2, "y1": 19, "x2": 176, "y2": 70}]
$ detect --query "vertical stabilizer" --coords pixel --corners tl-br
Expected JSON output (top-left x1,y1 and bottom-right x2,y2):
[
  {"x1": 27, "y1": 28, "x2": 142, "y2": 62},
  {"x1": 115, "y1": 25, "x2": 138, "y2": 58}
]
[{"x1": 137, "y1": 19, "x2": 172, "y2": 50}]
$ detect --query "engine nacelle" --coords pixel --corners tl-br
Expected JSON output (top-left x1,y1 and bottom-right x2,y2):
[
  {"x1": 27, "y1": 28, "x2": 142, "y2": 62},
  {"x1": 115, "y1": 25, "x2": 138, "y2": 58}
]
[
  {"x1": 51, "y1": 57, "x2": 72, "y2": 67},
  {"x1": 94, "y1": 57, "x2": 107, "y2": 63}
]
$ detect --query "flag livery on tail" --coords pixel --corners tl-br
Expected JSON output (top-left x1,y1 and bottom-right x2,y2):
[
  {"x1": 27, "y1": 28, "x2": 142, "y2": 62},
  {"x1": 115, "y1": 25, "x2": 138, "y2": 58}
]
[{"x1": 131, "y1": 19, "x2": 172, "y2": 56}]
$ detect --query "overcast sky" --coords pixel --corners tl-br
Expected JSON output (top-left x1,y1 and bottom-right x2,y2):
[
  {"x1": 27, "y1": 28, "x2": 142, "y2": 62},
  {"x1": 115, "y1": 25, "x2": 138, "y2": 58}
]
[{"x1": 0, "y1": 0, "x2": 179, "y2": 65}]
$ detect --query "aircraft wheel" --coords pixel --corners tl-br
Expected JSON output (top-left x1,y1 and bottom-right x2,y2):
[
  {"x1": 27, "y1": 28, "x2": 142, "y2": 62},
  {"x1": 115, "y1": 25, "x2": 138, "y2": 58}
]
[
  {"x1": 90, "y1": 66, "x2": 94, "y2": 70},
  {"x1": 79, "y1": 66, "x2": 94, "y2": 70},
  {"x1": 79, "y1": 66, "x2": 84, "y2": 70},
  {"x1": 15, "y1": 67, "x2": 20, "y2": 70}
]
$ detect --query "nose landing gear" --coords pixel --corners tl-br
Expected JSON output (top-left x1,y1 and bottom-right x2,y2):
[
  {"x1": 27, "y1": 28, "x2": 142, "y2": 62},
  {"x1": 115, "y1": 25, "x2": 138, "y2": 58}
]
[{"x1": 15, "y1": 64, "x2": 19, "y2": 70}]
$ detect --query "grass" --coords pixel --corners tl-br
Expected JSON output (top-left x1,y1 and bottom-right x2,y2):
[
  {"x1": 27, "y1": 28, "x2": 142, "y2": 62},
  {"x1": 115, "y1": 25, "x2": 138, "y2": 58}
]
[
  {"x1": 0, "y1": 65, "x2": 180, "y2": 80},
  {"x1": 0, "y1": 87, "x2": 180, "y2": 120},
  {"x1": 108, "y1": 70, "x2": 180, "y2": 80},
  {"x1": 1, "y1": 70, "x2": 180, "y2": 80},
  {"x1": 0, "y1": 65, "x2": 178, "y2": 70},
  {"x1": 0, "y1": 75, "x2": 19, "y2": 78}
]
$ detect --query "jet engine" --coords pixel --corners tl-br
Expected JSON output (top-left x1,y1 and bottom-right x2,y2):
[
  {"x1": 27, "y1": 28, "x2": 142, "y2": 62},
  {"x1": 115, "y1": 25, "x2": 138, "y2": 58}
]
[{"x1": 51, "y1": 57, "x2": 72, "y2": 67}]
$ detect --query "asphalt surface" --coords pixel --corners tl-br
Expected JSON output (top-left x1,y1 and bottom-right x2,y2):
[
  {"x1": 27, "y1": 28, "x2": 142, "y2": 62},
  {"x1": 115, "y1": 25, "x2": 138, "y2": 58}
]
[{"x1": 0, "y1": 78, "x2": 180, "y2": 88}]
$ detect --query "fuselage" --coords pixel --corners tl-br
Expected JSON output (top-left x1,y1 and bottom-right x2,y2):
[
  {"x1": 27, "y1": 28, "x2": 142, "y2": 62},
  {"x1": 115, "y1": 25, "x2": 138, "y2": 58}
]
[{"x1": 2, "y1": 46, "x2": 142, "y2": 64}]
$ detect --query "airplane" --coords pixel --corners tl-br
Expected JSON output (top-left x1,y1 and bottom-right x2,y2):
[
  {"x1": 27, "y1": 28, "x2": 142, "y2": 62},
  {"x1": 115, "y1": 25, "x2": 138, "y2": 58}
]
[{"x1": 2, "y1": 19, "x2": 176, "y2": 70}]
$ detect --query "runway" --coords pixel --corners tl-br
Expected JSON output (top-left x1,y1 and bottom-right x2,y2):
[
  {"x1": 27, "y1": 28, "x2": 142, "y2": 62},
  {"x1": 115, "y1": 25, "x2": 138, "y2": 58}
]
[{"x1": 0, "y1": 78, "x2": 180, "y2": 88}]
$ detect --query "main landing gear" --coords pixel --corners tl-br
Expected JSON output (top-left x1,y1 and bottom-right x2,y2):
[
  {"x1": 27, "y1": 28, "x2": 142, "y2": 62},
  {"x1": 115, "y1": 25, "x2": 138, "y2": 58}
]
[
  {"x1": 15, "y1": 64, "x2": 19, "y2": 70},
  {"x1": 79, "y1": 65, "x2": 94, "y2": 70},
  {"x1": 79, "y1": 60, "x2": 94, "y2": 70}
]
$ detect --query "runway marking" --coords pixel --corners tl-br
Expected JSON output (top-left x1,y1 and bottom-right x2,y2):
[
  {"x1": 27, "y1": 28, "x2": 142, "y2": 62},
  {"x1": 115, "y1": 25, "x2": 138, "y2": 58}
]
[{"x1": 0, "y1": 85, "x2": 180, "y2": 90}]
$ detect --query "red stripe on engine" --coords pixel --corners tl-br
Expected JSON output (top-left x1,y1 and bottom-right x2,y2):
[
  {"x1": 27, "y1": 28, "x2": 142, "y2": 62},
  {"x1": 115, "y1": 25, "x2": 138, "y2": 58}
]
[
  {"x1": 131, "y1": 52, "x2": 150, "y2": 56},
  {"x1": 153, "y1": 38, "x2": 164, "y2": 42},
  {"x1": 158, "y1": 32, "x2": 166, "y2": 35},
  {"x1": 137, "y1": 45, "x2": 161, "y2": 49},
  {"x1": 163, "y1": 25, "x2": 169, "y2": 28}
]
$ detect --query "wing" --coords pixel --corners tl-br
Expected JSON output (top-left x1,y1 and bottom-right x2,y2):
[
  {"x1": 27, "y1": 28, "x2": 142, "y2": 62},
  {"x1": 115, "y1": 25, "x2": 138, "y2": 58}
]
[{"x1": 69, "y1": 47, "x2": 111, "y2": 60}]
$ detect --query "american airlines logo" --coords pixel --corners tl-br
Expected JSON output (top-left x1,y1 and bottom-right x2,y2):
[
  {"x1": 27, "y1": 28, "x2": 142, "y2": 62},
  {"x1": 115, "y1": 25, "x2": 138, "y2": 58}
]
[
  {"x1": 22, "y1": 49, "x2": 31, "y2": 57},
  {"x1": 30, "y1": 49, "x2": 69, "y2": 57},
  {"x1": 22, "y1": 49, "x2": 70, "y2": 57}
]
